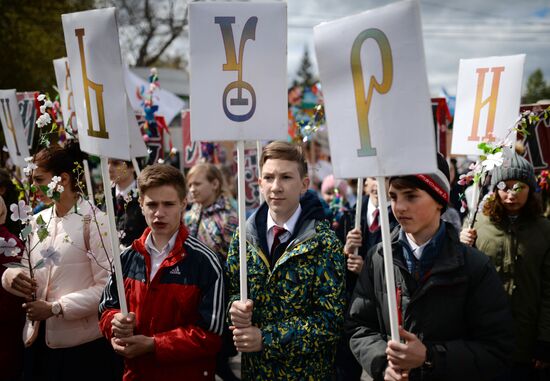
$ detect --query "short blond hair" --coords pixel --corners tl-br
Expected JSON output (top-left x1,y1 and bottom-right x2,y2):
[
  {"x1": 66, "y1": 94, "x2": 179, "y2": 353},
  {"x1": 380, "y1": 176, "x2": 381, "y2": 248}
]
[{"x1": 260, "y1": 141, "x2": 308, "y2": 178}]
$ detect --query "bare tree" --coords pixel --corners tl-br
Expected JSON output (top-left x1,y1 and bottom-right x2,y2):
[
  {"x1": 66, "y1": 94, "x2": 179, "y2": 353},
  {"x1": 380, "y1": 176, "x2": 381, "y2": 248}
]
[{"x1": 104, "y1": 0, "x2": 195, "y2": 67}]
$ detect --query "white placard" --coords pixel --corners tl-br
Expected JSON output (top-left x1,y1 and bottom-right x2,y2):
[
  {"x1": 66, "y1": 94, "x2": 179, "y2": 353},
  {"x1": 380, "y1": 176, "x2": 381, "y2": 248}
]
[
  {"x1": 0, "y1": 89, "x2": 31, "y2": 167},
  {"x1": 314, "y1": 0, "x2": 436, "y2": 178},
  {"x1": 451, "y1": 55, "x2": 525, "y2": 156},
  {"x1": 62, "y1": 8, "x2": 146, "y2": 160},
  {"x1": 189, "y1": 2, "x2": 287, "y2": 141},
  {"x1": 53, "y1": 57, "x2": 77, "y2": 133}
]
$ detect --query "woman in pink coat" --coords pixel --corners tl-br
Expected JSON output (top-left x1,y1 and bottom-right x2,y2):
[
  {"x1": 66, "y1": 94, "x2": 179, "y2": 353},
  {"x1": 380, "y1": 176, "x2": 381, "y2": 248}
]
[{"x1": 2, "y1": 143, "x2": 119, "y2": 381}]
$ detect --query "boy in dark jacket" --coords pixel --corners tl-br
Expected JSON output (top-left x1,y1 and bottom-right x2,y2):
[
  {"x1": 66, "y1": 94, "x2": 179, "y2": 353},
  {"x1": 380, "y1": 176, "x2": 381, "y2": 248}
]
[
  {"x1": 227, "y1": 141, "x2": 346, "y2": 380},
  {"x1": 346, "y1": 154, "x2": 514, "y2": 381},
  {"x1": 99, "y1": 164, "x2": 224, "y2": 381},
  {"x1": 108, "y1": 159, "x2": 147, "y2": 248}
]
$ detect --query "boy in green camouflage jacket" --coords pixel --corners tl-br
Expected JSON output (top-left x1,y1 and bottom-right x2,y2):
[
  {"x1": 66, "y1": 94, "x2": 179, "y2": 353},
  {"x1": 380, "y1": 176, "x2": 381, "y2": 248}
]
[{"x1": 227, "y1": 141, "x2": 346, "y2": 380}]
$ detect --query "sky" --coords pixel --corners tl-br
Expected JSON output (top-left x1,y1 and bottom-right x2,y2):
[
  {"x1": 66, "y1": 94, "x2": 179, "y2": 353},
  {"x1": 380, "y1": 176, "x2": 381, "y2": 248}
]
[{"x1": 286, "y1": 0, "x2": 550, "y2": 96}]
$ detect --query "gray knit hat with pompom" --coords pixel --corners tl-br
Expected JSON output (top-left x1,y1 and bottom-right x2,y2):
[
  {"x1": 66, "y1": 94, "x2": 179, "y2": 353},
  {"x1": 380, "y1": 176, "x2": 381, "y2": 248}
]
[{"x1": 490, "y1": 153, "x2": 537, "y2": 190}]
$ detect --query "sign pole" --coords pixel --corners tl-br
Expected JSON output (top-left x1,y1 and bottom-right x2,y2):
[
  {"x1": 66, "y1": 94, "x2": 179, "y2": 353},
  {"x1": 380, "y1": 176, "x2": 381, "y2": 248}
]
[
  {"x1": 131, "y1": 158, "x2": 141, "y2": 176},
  {"x1": 376, "y1": 176, "x2": 399, "y2": 342},
  {"x1": 100, "y1": 156, "x2": 128, "y2": 315},
  {"x1": 237, "y1": 141, "x2": 248, "y2": 301},
  {"x1": 256, "y1": 140, "x2": 263, "y2": 204},
  {"x1": 353, "y1": 177, "x2": 364, "y2": 256},
  {"x1": 82, "y1": 159, "x2": 94, "y2": 204}
]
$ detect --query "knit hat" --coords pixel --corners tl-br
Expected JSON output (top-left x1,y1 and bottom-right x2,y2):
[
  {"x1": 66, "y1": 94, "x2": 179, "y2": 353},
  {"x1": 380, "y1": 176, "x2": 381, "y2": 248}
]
[
  {"x1": 390, "y1": 153, "x2": 451, "y2": 208},
  {"x1": 490, "y1": 153, "x2": 537, "y2": 190},
  {"x1": 321, "y1": 174, "x2": 348, "y2": 196}
]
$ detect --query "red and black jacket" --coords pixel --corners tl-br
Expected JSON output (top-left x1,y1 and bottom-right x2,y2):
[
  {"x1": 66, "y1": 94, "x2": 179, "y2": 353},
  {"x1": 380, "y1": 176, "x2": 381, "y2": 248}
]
[{"x1": 99, "y1": 225, "x2": 224, "y2": 381}]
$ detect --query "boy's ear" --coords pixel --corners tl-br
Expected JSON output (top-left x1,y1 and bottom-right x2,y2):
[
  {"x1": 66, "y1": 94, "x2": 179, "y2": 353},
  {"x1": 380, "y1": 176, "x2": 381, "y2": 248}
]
[{"x1": 301, "y1": 176, "x2": 310, "y2": 193}]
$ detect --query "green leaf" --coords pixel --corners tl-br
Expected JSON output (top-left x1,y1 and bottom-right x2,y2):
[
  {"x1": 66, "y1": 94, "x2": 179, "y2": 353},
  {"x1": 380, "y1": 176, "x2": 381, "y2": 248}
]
[
  {"x1": 33, "y1": 259, "x2": 45, "y2": 270},
  {"x1": 37, "y1": 227, "x2": 49, "y2": 242},
  {"x1": 21, "y1": 224, "x2": 33, "y2": 240},
  {"x1": 36, "y1": 214, "x2": 45, "y2": 226},
  {"x1": 3, "y1": 262, "x2": 26, "y2": 269},
  {"x1": 473, "y1": 173, "x2": 482, "y2": 184},
  {"x1": 39, "y1": 185, "x2": 49, "y2": 194}
]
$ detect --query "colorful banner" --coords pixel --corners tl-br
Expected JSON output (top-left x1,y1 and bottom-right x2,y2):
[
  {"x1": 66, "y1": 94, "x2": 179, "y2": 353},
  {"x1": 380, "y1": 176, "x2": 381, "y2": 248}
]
[
  {"x1": 431, "y1": 97, "x2": 452, "y2": 156},
  {"x1": 124, "y1": 68, "x2": 186, "y2": 125},
  {"x1": 136, "y1": 113, "x2": 165, "y2": 166},
  {"x1": 451, "y1": 54, "x2": 525, "y2": 156},
  {"x1": 181, "y1": 110, "x2": 200, "y2": 168},
  {"x1": 189, "y1": 2, "x2": 287, "y2": 141},
  {"x1": 520, "y1": 103, "x2": 550, "y2": 171},
  {"x1": 232, "y1": 146, "x2": 260, "y2": 210},
  {"x1": 314, "y1": 0, "x2": 436, "y2": 178}
]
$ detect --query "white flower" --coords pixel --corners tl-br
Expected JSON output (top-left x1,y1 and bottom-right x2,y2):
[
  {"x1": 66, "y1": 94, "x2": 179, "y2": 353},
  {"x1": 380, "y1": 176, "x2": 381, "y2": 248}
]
[
  {"x1": 40, "y1": 246, "x2": 60, "y2": 266},
  {"x1": 40, "y1": 105, "x2": 46, "y2": 114},
  {"x1": 44, "y1": 100, "x2": 53, "y2": 108},
  {"x1": 170, "y1": 147, "x2": 177, "y2": 155},
  {"x1": 48, "y1": 176, "x2": 61, "y2": 188},
  {"x1": 24, "y1": 156, "x2": 33, "y2": 163},
  {"x1": 37, "y1": 94, "x2": 46, "y2": 102},
  {"x1": 157, "y1": 158, "x2": 165, "y2": 164},
  {"x1": 10, "y1": 200, "x2": 32, "y2": 222},
  {"x1": 123, "y1": 193, "x2": 133, "y2": 203},
  {"x1": 482, "y1": 152, "x2": 504, "y2": 171},
  {"x1": 497, "y1": 181, "x2": 506, "y2": 190},
  {"x1": 46, "y1": 176, "x2": 63, "y2": 197},
  {"x1": 150, "y1": 67, "x2": 158, "y2": 75},
  {"x1": 0, "y1": 237, "x2": 21, "y2": 257},
  {"x1": 23, "y1": 162, "x2": 37, "y2": 176},
  {"x1": 36, "y1": 113, "x2": 52, "y2": 128}
]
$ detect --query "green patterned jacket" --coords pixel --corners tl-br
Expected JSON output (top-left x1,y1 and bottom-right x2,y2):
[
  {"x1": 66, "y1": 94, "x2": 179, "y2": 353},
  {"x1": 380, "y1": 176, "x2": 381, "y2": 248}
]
[{"x1": 226, "y1": 193, "x2": 346, "y2": 380}]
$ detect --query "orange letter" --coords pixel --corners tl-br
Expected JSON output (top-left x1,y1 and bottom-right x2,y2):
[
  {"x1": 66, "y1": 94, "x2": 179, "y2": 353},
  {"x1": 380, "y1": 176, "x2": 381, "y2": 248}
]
[{"x1": 468, "y1": 66, "x2": 505, "y2": 142}]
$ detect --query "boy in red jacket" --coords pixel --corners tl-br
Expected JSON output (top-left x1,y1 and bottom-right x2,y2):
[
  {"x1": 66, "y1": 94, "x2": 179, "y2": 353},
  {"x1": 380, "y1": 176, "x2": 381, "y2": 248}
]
[{"x1": 99, "y1": 164, "x2": 224, "y2": 381}]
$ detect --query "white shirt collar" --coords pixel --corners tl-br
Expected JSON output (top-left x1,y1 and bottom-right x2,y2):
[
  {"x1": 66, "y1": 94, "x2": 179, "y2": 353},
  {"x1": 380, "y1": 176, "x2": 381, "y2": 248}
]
[
  {"x1": 145, "y1": 230, "x2": 179, "y2": 281},
  {"x1": 405, "y1": 233, "x2": 432, "y2": 261},
  {"x1": 267, "y1": 204, "x2": 302, "y2": 236},
  {"x1": 115, "y1": 180, "x2": 136, "y2": 198},
  {"x1": 366, "y1": 197, "x2": 378, "y2": 227},
  {"x1": 145, "y1": 230, "x2": 178, "y2": 257}
]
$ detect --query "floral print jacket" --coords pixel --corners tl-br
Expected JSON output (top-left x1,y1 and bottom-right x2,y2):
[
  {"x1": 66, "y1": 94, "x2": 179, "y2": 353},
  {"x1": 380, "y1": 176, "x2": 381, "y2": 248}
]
[
  {"x1": 226, "y1": 191, "x2": 346, "y2": 380},
  {"x1": 185, "y1": 195, "x2": 238, "y2": 259}
]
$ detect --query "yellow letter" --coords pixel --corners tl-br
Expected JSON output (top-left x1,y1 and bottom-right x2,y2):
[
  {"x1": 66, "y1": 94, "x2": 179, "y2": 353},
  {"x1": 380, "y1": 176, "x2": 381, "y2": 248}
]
[
  {"x1": 75, "y1": 28, "x2": 109, "y2": 139},
  {"x1": 351, "y1": 28, "x2": 393, "y2": 157},
  {"x1": 468, "y1": 66, "x2": 505, "y2": 142}
]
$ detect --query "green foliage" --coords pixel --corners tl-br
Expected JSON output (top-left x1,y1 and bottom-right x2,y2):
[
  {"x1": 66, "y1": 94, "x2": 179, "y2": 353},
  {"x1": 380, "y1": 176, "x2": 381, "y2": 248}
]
[
  {"x1": 476, "y1": 142, "x2": 504, "y2": 156},
  {"x1": 523, "y1": 69, "x2": 550, "y2": 104},
  {"x1": 293, "y1": 46, "x2": 316, "y2": 87},
  {"x1": 3, "y1": 262, "x2": 27, "y2": 269},
  {"x1": 36, "y1": 214, "x2": 46, "y2": 227},
  {"x1": 37, "y1": 226, "x2": 49, "y2": 242},
  {"x1": 20, "y1": 224, "x2": 33, "y2": 240},
  {"x1": 0, "y1": 0, "x2": 96, "y2": 92}
]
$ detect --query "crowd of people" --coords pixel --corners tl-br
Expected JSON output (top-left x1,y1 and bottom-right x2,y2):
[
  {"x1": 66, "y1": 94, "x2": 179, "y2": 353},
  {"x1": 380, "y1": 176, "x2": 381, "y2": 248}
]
[{"x1": 0, "y1": 138, "x2": 549, "y2": 381}]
